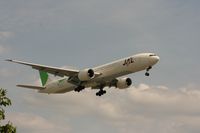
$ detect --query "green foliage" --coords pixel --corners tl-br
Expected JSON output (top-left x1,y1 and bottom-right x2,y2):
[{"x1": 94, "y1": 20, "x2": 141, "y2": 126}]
[
  {"x1": 0, "y1": 88, "x2": 16, "y2": 133},
  {"x1": 0, "y1": 122, "x2": 16, "y2": 133}
]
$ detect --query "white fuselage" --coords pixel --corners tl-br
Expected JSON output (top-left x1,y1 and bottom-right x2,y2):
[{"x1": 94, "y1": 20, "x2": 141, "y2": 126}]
[{"x1": 39, "y1": 53, "x2": 159, "y2": 94}]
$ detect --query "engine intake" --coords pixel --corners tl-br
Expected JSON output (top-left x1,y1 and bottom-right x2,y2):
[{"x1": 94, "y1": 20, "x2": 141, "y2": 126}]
[
  {"x1": 78, "y1": 68, "x2": 94, "y2": 81},
  {"x1": 116, "y1": 77, "x2": 132, "y2": 89}
]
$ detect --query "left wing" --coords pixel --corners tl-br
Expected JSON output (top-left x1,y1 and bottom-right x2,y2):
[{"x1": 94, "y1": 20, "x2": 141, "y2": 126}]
[
  {"x1": 17, "y1": 84, "x2": 45, "y2": 90},
  {"x1": 6, "y1": 59, "x2": 79, "y2": 77}
]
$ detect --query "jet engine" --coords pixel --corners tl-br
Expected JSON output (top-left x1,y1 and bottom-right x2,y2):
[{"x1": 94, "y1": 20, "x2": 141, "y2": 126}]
[
  {"x1": 116, "y1": 77, "x2": 132, "y2": 89},
  {"x1": 78, "y1": 69, "x2": 95, "y2": 81}
]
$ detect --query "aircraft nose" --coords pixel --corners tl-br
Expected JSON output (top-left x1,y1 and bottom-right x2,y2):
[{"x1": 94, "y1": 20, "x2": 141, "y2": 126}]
[{"x1": 153, "y1": 56, "x2": 160, "y2": 63}]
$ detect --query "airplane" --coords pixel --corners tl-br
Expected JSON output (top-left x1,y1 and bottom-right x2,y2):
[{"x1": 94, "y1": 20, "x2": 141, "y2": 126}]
[{"x1": 6, "y1": 53, "x2": 159, "y2": 96}]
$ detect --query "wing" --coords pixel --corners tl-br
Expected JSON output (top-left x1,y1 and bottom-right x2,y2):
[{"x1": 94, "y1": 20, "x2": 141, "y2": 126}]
[
  {"x1": 6, "y1": 59, "x2": 101, "y2": 78},
  {"x1": 6, "y1": 59, "x2": 79, "y2": 77},
  {"x1": 17, "y1": 84, "x2": 45, "y2": 90}
]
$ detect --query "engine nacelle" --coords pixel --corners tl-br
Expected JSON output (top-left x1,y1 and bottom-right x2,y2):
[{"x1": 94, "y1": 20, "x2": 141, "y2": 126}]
[
  {"x1": 78, "y1": 68, "x2": 94, "y2": 81},
  {"x1": 116, "y1": 77, "x2": 132, "y2": 89}
]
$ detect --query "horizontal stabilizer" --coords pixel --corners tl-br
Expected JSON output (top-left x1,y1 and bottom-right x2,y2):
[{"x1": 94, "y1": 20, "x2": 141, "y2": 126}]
[{"x1": 17, "y1": 84, "x2": 45, "y2": 90}]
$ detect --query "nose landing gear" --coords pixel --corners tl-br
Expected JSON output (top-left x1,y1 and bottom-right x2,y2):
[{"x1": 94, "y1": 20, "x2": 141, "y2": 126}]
[
  {"x1": 145, "y1": 66, "x2": 152, "y2": 76},
  {"x1": 145, "y1": 72, "x2": 150, "y2": 76}
]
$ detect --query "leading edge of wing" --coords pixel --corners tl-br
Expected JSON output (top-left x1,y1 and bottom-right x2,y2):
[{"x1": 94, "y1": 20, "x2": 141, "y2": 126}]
[
  {"x1": 5, "y1": 59, "x2": 79, "y2": 77},
  {"x1": 5, "y1": 59, "x2": 101, "y2": 78}
]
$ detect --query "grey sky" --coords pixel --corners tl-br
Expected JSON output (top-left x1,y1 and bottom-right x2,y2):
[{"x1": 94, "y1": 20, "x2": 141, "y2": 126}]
[{"x1": 0, "y1": 0, "x2": 200, "y2": 133}]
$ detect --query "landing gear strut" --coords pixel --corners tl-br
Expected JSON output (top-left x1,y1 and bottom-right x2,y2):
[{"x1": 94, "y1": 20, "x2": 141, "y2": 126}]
[{"x1": 145, "y1": 66, "x2": 152, "y2": 76}]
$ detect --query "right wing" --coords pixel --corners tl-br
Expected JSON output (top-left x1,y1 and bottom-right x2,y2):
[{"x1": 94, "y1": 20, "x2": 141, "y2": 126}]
[
  {"x1": 6, "y1": 59, "x2": 102, "y2": 86},
  {"x1": 6, "y1": 59, "x2": 79, "y2": 77}
]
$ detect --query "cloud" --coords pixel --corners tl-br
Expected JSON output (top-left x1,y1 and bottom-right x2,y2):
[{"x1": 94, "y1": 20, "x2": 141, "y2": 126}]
[
  {"x1": 7, "y1": 112, "x2": 70, "y2": 133},
  {"x1": 0, "y1": 45, "x2": 6, "y2": 54},
  {"x1": 128, "y1": 84, "x2": 200, "y2": 114},
  {"x1": 0, "y1": 31, "x2": 13, "y2": 54},
  {"x1": 0, "y1": 32, "x2": 14, "y2": 39},
  {"x1": 18, "y1": 84, "x2": 200, "y2": 133},
  {"x1": 0, "y1": 44, "x2": 12, "y2": 55},
  {"x1": 0, "y1": 68, "x2": 20, "y2": 77}
]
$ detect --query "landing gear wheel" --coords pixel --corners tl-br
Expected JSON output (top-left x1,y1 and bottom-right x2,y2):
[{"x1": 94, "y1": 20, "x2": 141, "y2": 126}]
[
  {"x1": 145, "y1": 72, "x2": 150, "y2": 76},
  {"x1": 145, "y1": 66, "x2": 152, "y2": 76},
  {"x1": 96, "y1": 92, "x2": 102, "y2": 96},
  {"x1": 96, "y1": 89, "x2": 106, "y2": 96},
  {"x1": 96, "y1": 92, "x2": 100, "y2": 96},
  {"x1": 74, "y1": 86, "x2": 85, "y2": 92}
]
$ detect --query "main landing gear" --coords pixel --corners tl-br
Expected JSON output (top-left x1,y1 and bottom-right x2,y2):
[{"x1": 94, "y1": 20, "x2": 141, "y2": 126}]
[
  {"x1": 96, "y1": 86, "x2": 106, "y2": 96},
  {"x1": 96, "y1": 89, "x2": 106, "y2": 96},
  {"x1": 74, "y1": 86, "x2": 85, "y2": 92},
  {"x1": 145, "y1": 66, "x2": 152, "y2": 76}
]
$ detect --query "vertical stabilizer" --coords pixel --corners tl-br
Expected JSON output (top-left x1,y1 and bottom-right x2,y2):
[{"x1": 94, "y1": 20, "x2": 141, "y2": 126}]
[{"x1": 39, "y1": 71, "x2": 51, "y2": 86}]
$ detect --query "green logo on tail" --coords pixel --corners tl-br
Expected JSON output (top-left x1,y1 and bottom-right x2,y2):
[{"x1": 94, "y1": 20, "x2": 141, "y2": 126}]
[{"x1": 39, "y1": 71, "x2": 48, "y2": 86}]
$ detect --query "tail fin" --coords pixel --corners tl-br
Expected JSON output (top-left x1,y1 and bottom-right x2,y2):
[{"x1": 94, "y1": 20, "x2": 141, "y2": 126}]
[{"x1": 39, "y1": 71, "x2": 52, "y2": 86}]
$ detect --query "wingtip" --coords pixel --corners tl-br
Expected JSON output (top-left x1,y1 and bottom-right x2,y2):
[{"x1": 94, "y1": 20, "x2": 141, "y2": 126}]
[{"x1": 5, "y1": 59, "x2": 13, "y2": 62}]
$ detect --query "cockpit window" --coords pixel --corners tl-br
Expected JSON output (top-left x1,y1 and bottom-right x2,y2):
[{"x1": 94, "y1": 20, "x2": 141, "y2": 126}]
[{"x1": 149, "y1": 54, "x2": 156, "y2": 57}]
